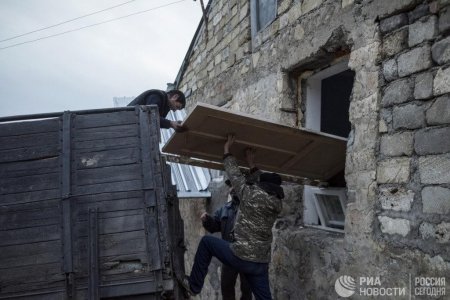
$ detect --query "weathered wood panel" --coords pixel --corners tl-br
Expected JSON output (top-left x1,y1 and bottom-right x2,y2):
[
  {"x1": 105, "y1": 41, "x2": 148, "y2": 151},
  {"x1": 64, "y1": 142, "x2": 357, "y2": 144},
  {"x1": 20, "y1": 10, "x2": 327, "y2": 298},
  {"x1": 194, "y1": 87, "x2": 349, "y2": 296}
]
[
  {"x1": 74, "y1": 111, "x2": 137, "y2": 129},
  {"x1": 0, "y1": 291, "x2": 66, "y2": 300},
  {"x1": 0, "y1": 118, "x2": 59, "y2": 137},
  {"x1": 0, "y1": 157, "x2": 59, "y2": 178},
  {"x1": 72, "y1": 180, "x2": 142, "y2": 196},
  {"x1": 74, "y1": 230, "x2": 148, "y2": 274},
  {"x1": 0, "y1": 145, "x2": 59, "y2": 163},
  {"x1": 0, "y1": 173, "x2": 59, "y2": 195},
  {"x1": 0, "y1": 240, "x2": 61, "y2": 269},
  {"x1": 0, "y1": 189, "x2": 60, "y2": 206},
  {"x1": 0, "y1": 262, "x2": 65, "y2": 293},
  {"x1": 73, "y1": 136, "x2": 138, "y2": 151},
  {"x1": 0, "y1": 204, "x2": 60, "y2": 230},
  {"x1": 76, "y1": 213, "x2": 145, "y2": 237},
  {"x1": 75, "y1": 148, "x2": 140, "y2": 169},
  {"x1": 0, "y1": 224, "x2": 60, "y2": 246},
  {"x1": 75, "y1": 164, "x2": 141, "y2": 186},
  {"x1": 73, "y1": 124, "x2": 138, "y2": 142},
  {"x1": 0, "y1": 132, "x2": 59, "y2": 151},
  {"x1": 74, "y1": 198, "x2": 144, "y2": 221}
]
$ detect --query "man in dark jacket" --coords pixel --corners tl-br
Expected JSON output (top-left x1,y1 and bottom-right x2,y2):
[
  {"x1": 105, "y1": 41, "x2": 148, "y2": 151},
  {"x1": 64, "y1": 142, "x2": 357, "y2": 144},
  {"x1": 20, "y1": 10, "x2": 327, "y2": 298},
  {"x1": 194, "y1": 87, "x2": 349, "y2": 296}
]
[
  {"x1": 181, "y1": 134, "x2": 283, "y2": 300},
  {"x1": 128, "y1": 89, "x2": 186, "y2": 131},
  {"x1": 201, "y1": 179, "x2": 252, "y2": 300}
]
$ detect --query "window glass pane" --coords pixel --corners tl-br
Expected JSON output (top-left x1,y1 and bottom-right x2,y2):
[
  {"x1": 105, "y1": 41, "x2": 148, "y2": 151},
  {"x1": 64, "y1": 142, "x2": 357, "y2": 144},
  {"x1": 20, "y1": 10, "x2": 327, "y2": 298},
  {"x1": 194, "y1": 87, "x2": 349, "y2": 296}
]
[
  {"x1": 257, "y1": 0, "x2": 276, "y2": 30},
  {"x1": 316, "y1": 194, "x2": 345, "y2": 223}
]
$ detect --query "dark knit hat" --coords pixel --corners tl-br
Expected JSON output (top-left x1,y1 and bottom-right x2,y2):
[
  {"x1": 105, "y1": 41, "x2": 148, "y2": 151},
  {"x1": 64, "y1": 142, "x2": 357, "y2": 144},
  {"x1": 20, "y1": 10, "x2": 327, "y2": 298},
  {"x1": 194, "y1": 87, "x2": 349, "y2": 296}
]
[{"x1": 259, "y1": 172, "x2": 282, "y2": 186}]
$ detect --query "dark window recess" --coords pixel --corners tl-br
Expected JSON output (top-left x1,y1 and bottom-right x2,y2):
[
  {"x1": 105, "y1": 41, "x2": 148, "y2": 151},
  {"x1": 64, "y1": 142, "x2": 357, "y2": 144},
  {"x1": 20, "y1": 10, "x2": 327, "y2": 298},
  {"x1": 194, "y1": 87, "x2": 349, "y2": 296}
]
[
  {"x1": 251, "y1": 0, "x2": 276, "y2": 37},
  {"x1": 320, "y1": 69, "x2": 355, "y2": 138}
]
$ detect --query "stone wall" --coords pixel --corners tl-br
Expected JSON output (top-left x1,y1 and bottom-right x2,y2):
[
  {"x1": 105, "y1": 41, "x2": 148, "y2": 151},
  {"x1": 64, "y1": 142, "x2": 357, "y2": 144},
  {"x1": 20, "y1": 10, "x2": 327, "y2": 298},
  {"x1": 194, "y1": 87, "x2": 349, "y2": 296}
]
[{"x1": 177, "y1": 0, "x2": 450, "y2": 298}]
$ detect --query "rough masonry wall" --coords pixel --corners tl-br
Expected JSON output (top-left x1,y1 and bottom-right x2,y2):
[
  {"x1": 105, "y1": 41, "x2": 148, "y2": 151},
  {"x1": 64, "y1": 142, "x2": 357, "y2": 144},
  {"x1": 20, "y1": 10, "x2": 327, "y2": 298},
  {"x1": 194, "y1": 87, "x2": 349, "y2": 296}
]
[{"x1": 177, "y1": 0, "x2": 450, "y2": 298}]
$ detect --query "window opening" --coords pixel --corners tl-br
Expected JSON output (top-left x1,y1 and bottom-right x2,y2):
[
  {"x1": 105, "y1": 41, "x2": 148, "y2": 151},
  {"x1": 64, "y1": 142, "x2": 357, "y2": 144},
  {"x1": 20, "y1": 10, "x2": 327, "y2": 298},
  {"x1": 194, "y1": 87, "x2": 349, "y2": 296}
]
[
  {"x1": 251, "y1": 0, "x2": 276, "y2": 38},
  {"x1": 302, "y1": 59, "x2": 354, "y2": 232}
]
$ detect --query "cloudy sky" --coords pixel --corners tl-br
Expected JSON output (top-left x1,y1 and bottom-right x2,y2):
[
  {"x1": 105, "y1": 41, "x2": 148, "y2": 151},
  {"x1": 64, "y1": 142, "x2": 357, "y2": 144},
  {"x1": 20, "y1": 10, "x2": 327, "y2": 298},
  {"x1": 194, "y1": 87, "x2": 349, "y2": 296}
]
[{"x1": 0, "y1": 0, "x2": 204, "y2": 117}]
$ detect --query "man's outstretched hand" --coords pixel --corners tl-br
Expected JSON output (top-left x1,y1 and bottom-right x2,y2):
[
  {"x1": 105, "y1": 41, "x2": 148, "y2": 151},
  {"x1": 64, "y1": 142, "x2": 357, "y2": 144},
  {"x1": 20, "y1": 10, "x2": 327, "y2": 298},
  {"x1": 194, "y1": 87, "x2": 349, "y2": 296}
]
[
  {"x1": 224, "y1": 134, "x2": 235, "y2": 154},
  {"x1": 171, "y1": 120, "x2": 188, "y2": 133}
]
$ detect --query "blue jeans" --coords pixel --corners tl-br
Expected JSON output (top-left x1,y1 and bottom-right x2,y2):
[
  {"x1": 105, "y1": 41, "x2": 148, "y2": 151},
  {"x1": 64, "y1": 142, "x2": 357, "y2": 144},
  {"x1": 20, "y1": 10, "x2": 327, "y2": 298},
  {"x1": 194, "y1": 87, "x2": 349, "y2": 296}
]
[{"x1": 189, "y1": 235, "x2": 272, "y2": 300}]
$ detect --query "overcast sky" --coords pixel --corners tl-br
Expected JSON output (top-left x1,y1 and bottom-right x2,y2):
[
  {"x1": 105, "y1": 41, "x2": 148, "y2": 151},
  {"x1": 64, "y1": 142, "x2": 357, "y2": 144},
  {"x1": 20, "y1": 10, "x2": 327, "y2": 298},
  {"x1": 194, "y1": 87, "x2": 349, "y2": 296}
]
[{"x1": 0, "y1": 0, "x2": 203, "y2": 117}]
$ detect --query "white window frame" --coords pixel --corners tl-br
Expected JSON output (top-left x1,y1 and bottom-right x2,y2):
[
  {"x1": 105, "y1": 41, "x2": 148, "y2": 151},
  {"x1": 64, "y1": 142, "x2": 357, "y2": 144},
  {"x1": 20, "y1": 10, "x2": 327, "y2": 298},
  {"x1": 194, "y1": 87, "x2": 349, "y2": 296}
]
[{"x1": 303, "y1": 59, "x2": 350, "y2": 233}]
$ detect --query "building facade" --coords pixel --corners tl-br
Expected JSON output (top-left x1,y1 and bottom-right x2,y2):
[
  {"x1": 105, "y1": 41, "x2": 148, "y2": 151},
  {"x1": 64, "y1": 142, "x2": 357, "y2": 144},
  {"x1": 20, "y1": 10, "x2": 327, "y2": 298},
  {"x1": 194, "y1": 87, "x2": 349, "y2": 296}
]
[{"x1": 175, "y1": 0, "x2": 450, "y2": 298}]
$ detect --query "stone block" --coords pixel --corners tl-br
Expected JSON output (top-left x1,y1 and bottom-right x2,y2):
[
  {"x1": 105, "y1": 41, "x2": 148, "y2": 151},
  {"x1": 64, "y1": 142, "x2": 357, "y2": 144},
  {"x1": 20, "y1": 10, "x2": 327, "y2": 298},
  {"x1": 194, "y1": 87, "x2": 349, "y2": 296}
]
[
  {"x1": 419, "y1": 154, "x2": 450, "y2": 184},
  {"x1": 288, "y1": 2, "x2": 302, "y2": 25},
  {"x1": 397, "y1": 45, "x2": 432, "y2": 77},
  {"x1": 433, "y1": 66, "x2": 450, "y2": 96},
  {"x1": 278, "y1": 0, "x2": 292, "y2": 15},
  {"x1": 380, "y1": 132, "x2": 414, "y2": 156},
  {"x1": 380, "y1": 187, "x2": 414, "y2": 211},
  {"x1": 382, "y1": 29, "x2": 408, "y2": 58},
  {"x1": 349, "y1": 93, "x2": 378, "y2": 122},
  {"x1": 380, "y1": 14, "x2": 408, "y2": 34},
  {"x1": 431, "y1": 36, "x2": 450, "y2": 65},
  {"x1": 294, "y1": 24, "x2": 305, "y2": 40},
  {"x1": 422, "y1": 186, "x2": 450, "y2": 215},
  {"x1": 408, "y1": 16, "x2": 437, "y2": 47},
  {"x1": 414, "y1": 72, "x2": 433, "y2": 99},
  {"x1": 378, "y1": 216, "x2": 411, "y2": 237},
  {"x1": 426, "y1": 95, "x2": 450, "y2": 125},
  {"x1": 435, "y1": 222, "x2": 450, "y2": 243},
  {"x1": 439, "y1": 6, "x2": 450, "y2": 33},
  {"x1": 383, "y1": 59, "x2": 398, "y2": 82},
  {"x1": 415, "y1": 127, "x2": 450, "y2": 155},
  {"x1": 382, "y1": 78, "x2": 413, "y2": 107},
  {"x1": 408, "y1": 4, "x2": 429, "y2": 23},
  {"x1": 393, "y1": 104, "x2": 425, "y2": 129},
  {"x1": 377, "y1": 158, "x2": 411, "y2": 183},
  {"x1": 342, "y1": 0, "x2": 354, "y2": 8},
  {"x1": 419, "y1": 222, "x2": 436, "y2": 239},
  {"x1": 302, "y1": 0, "x2": 323, "y2": 14}
]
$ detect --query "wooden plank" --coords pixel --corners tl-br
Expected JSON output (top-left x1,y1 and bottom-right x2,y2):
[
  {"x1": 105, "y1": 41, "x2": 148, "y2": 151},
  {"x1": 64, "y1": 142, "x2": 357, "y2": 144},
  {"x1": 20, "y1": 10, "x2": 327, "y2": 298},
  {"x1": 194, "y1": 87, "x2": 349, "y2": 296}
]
[
  {"x1": 0, "y1": 284, "x2": 65, "y2": 298},
  {"x1": 0, "y1": 262, "x2": 64, "y2": 288},
  {"x1": 74, "y1": 198, "x2": 144, "y2": 221},
  {"x1": 162, "y1": 102, "x2": 347, "y2": 181},
  {"x1": 0, "y1": 157, "x2": 59, "y2": 178},
  {"x1": 0, "y1": 173, "x2": 59, "y2": 195},
  {"x1": 0, "y1": 145, "x2": 59, "y2": 163},
  {"x1": 74, "y1": 164, "x2": 141, "y2": 186},
  {"x1": 0, "y1": 205, "x2": 60, "y2": 230},
  {"x1": 73, "y1": 124, "x2": 138, "y2": 142},
  {"x1": 75, "y1": 147, "x2": 140, "y2": 169},
  {"x1": 0, "y1": 198, "x2": 59, "y2": 211},
  {"x1": 0, "y1": 132, "x2": 59, "y2": 151},
  {"x1": 74, "y1": 111, "x2": 137, "y2": 129},
  {"x1": 74, "y1": 230, "x2": 148, "y2": 274},
  {"x1": 0, "y1": 240, "x2": 61, "y2": 269},
  {"x1": 0, "y1": 118, "x2": 59, "y2": 137},
  {"x1": 0, "y1": 224, "x2": 60, "y2": 246},
  {"x1": 74, "y1": 136, "x2": 138, "y2": 151},
  {"x1": 0, "y1": 291, "x2": 66, "y2": 300},
  {"x1": 72, "y1": 180, "x2": 142, "y2": 196},
  {"x1": 0, "y1": 189, "x2": 60, "y2": 206},
  {"x1": 76, "y1": 214, "x2": 145, "y2": 237}
]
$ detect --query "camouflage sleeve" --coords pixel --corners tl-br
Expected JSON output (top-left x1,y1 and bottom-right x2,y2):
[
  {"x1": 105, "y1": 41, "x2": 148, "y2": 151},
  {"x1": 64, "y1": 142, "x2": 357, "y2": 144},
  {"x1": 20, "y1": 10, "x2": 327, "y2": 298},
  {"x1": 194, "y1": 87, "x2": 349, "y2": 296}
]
[
  {"x1": 246, "y1": 167, "x2": 262, "y2": 184},
  {"x1": 223, "y1": 155, "x2": 247, "y2": 201}
]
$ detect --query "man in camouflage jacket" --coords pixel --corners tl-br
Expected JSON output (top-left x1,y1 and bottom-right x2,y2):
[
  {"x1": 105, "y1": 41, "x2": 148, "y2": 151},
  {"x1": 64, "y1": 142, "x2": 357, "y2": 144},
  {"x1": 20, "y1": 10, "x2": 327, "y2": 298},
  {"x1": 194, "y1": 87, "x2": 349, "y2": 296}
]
[{"x1": 185, "y1": 135, "x2": 283, "y2": 300}]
